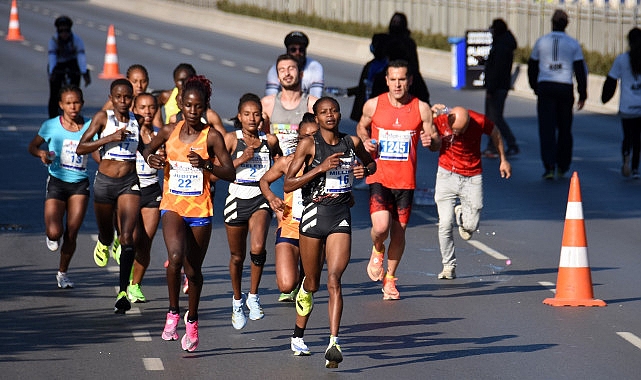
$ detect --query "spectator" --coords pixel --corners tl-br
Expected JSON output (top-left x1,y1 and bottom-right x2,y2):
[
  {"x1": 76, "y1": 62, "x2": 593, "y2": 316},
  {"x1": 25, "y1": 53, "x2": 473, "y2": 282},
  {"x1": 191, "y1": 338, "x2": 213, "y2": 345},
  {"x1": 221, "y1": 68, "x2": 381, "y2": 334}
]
[
  {"x1": 47, "y1": 16, "x2": 91, "y2": 118},
  {"x1": 483, "y1": 18, "x2": 519, "y2": 158},
  {"x1": 265, "y1": 31, "x2": 324, "y2": 98},
  {"x1": 347, "y1": 33, "x2": 389, "y2": 122},
  {"x1": 528, "y1": 9, "x2": 587, "y2": 179}
]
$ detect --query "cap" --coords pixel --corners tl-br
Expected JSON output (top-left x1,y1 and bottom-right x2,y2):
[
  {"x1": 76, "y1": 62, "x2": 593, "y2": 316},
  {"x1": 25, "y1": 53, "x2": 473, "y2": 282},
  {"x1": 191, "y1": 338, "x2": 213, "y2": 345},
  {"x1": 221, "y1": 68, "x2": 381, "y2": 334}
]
[{"x1": 284, "y1": 31, "x2": 309, "y2": 48}]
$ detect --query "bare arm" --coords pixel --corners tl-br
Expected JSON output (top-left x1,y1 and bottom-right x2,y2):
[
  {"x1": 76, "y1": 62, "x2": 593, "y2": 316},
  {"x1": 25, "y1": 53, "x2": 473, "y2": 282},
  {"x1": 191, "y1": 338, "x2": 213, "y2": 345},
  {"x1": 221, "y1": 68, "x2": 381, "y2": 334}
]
[
  {"x1": 490, "y1": 126, "x2": 511, "y2": 179},
  {"x1": 259, "y1": 156, "x2": 289, "y2": 212},
  {"x1": 356, "y1": 97, "x2": 378, "y2": 154},
  {"x1": 418, "y1": 100, "x2": 440, "y2": 151},
  {"x1": 28, "y1": 135, "x2": 52, "y2": 165}
]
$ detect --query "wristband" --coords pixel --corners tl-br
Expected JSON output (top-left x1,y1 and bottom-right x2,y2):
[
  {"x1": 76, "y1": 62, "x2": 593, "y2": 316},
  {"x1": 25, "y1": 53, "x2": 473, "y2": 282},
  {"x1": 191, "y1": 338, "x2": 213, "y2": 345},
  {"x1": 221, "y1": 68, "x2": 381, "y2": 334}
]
[{"x1": 363, "y1": 166, "x2": 370, "y2": 176}]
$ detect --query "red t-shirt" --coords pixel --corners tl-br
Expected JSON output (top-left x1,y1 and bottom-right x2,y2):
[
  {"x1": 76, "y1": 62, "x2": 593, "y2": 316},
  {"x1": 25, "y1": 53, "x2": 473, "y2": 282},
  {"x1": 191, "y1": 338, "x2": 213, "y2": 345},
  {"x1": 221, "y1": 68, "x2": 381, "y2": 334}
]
[
  {"x1": 366, "y1": 94, "x2": 423, "y2": 189},
  {"x1": 434, "y1": 109, "x2": 494, "y2": 177}
]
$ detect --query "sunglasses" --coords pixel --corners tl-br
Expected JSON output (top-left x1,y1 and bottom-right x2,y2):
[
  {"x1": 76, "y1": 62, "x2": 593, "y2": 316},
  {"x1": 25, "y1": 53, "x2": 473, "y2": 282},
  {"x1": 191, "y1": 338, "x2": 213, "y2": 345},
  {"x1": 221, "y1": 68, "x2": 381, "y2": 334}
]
[{"x1": 288, "y1": 46, "x2": 306, "y2": 53}]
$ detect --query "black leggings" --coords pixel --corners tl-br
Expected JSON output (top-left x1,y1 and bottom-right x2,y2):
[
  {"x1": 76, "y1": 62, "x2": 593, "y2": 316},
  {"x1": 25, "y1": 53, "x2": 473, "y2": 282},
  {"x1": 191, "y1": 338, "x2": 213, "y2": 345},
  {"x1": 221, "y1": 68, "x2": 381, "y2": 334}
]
[{"x1": 621, "y1": 117, "x2": 641, "y2": 171}]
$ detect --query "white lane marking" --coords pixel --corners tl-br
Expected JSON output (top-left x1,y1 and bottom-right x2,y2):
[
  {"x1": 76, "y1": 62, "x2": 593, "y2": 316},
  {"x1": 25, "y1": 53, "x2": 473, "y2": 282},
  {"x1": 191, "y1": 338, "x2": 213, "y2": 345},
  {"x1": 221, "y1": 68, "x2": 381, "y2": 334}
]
[
  {"x1": 98, "y1": 24, "x2": 108, "y2": 32},
  {"x1": 160, "y1": 42, "x2": 174, "y2": 50},
  {"x1": 21, "y1": 41, "x2": 31, "y2": 47},
  {"x1": 143, "y1": 358, "x2": 164, "y2": 371},
  {"x1": 86, "y1": 21, "x2": 95, "y2": 28},
  {"x1": 34, "y1": 44, "x2": 45, "y2": 52},
  {"x1": 617, "y1": 332, "x2": 641, "y2": 350},
  {"x1": 107, "y1": 266, "x2": 119, "y2": 273},
  {"x1": 467, "y1": 240, "x2": 510, "y2": 260},
  {"x1": 179, "y1": 48, "x2": 194, "y2": 56},
  {"x1": 199, "y1": 53, "x2": 214, "y2": 61},
  {"x1": 129, "y1": 307, "x2": 141, "y2": 315},
  {"x1": 133, "y1": 331, "x2": 152, "y2": 342},
  {"x1": 128, "y1": 33, "x2": 140, "y2": 41},
  {"x1": 244, "y1": 66, "x2": 262, "y2": 74},
  {"x1": 538, "y1": 281, "x2": 556, "y2": 293},
  {"x1": 144, "y1": 38, "x2": 156, "y2": 46},
  {"x1": 220, "y1": 59, "x2": 236, "y2": 67}
]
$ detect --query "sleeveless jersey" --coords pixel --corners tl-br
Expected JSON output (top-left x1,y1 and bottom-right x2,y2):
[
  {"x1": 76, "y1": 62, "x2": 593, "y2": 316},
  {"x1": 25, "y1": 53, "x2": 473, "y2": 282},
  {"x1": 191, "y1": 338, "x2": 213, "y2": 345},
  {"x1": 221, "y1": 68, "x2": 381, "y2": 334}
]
[
  {"x1": 38, "y1": 116, "x2": 91, "y2": 183},
  {"x1": 270, "y1": 93, "x2": 309, "y2": 156},
  {"x1": 163, "y1": 87, "x2": 180, "y2": 124},
  {"x1": 159, "y1": 121, "x2": 213, "y2": 217},
  {"x1": 136, "y1": 126, "x2": 160, "y2": 188},
  {"x1": 100, "y1": 110, "x2": 139, "y2": 161},
  {"x1": 228, "y1": 129, "x2": 272, "y2": 199},
  {"x1": 278, "y1": 166, "x2": 304, "y2": 239},
  {"x1": 366, "y1": 94, "x2": 422, "y2": 189},
  {"x1": 303, "y1": 131, "x2": 355, "y2": 206}
]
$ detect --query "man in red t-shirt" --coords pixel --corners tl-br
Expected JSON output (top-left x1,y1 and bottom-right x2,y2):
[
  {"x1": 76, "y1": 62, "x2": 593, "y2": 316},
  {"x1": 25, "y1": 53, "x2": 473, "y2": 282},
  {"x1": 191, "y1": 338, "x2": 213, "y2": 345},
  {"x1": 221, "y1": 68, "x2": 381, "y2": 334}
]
[
  {"x1": 356, "y1": 60, "x2": 440, "y2": 300},
  {"x1": 432, "y1": 105, "x2": 511, "y2": 279}
]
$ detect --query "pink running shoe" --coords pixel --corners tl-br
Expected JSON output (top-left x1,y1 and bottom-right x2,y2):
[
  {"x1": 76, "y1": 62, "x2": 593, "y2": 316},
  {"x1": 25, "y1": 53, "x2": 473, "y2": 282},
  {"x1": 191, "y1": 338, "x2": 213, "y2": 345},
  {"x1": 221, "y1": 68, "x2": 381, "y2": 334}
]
[
  {"x1": 182, "y1": 274, "x2": 189, "y2": 294},
  {"x1": 382, "y1": 275, "x2": 400, "y2": 300},
  {"x1": 162, "y1": 312, "x2": 180, "y2": 341},
  {"x1": 181, "y1": 312, "x2": 199, "y2": 352},
  {"x1": 366, "y1": 246, "x2": 385, "y2": 281}
]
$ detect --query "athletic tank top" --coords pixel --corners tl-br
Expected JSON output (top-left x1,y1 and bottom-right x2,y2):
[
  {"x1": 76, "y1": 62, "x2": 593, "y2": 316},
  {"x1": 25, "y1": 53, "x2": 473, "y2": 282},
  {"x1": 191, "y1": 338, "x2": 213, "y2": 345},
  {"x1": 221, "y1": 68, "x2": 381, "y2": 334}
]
[
  {"x1": 278, "y1": 166, "x2": 304, "y2": 239},
  {"x1": 367, "y1": 94, "x2": 422, "y2": 189},
  {"x1": 136, "y1": 126, "x2": 160, "y2": 188},
  {"x1": 228, "y1": 129, "x2": 271, "y2": 199},
  {"x1": 100, "y1": 110, "x2": 139, "y2": 161},
  {"x1": 159, "y1": 121, "x2": 213, "y2": 217},
  {"x1": 303, "y1": 131, "x2": 355, "y2": 206},
  {"x1": 270, "y1": 93, "x2": 309, "y2": 156},
  {"x1": 163, "y1": 87, "x2": 179, "y2": 124}
]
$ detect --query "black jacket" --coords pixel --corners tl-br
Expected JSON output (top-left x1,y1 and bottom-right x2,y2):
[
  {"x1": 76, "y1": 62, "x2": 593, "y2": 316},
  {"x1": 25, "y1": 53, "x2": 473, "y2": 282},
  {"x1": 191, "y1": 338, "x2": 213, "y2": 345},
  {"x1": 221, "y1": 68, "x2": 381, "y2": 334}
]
[{"x1": 484, "y1": 30, "x2": 517, "y2": 93}]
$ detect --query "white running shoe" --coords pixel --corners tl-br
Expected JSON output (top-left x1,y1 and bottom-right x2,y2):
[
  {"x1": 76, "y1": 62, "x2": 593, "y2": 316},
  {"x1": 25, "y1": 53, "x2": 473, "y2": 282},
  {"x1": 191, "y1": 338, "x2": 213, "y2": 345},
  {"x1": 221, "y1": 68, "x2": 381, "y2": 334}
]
[
  {"x1": 56, "y1": 272, "x2": 73, "y2": 288},
  {"x1": 46, "y1": 237, "x2": 59, "y2": 252},
  {"x1": 291, "y1": 337, "x2": 311, "y2": 356},
  {"x1": 246, "y1": 294, "x2": 264, "y2": 320},
  {"x1": 232, "y1": 294, "x2": 247, "y2": 330}
]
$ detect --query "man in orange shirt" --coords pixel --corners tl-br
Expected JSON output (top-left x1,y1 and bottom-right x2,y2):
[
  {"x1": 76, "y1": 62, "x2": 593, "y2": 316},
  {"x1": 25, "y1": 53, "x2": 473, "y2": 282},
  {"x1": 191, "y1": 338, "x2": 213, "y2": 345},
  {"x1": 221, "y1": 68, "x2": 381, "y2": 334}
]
[{"x1": 356, "y1": 60, "x2": 440, "y2": 300}]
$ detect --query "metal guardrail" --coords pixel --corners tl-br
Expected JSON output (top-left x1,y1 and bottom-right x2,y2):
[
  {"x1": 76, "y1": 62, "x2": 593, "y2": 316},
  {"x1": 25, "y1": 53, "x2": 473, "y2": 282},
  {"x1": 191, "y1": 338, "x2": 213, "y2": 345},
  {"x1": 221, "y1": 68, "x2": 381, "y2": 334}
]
[{"x1": 167, "y1": 0, "x2": 641, "y2": 56}]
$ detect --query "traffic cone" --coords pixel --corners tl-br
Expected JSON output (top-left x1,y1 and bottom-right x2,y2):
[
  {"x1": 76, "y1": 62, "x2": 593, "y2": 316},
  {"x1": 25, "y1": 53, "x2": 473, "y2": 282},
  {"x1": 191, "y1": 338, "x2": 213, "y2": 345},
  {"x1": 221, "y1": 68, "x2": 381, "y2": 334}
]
[
  {"x1": 543, "y1": 172, "x2": 606, "y2": 307},
  {"x1": 98, "y1": 24, "x2": 123, "y2": 79},
  {"x1": 6, "y1": 0, "x2": 24, "y2": 41}
]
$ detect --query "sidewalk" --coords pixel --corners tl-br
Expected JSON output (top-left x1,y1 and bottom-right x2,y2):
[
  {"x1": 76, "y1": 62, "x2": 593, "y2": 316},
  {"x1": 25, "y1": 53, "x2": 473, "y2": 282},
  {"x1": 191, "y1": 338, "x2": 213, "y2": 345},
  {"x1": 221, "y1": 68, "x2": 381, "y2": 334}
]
[{"x1": 90, "y1": 0, "x2": 618, "y2": 114}]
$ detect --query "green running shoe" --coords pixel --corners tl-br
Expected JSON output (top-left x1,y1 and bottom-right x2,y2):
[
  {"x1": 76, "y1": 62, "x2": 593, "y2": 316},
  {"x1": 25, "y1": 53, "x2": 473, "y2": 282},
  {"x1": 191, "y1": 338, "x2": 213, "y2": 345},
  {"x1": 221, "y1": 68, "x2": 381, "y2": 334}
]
[
  {"x1": 127, "y1": 283, "x2": 146, "y2": 303},
  {"x1": 94, "y1": 240, "x2": 109, "y2": 267},
  {"x1": 114, "y1": 291, "x2": 131, "y2": 314},
  {"x1": 295, "y1": 279, "x2": 313, "y2": 317}
]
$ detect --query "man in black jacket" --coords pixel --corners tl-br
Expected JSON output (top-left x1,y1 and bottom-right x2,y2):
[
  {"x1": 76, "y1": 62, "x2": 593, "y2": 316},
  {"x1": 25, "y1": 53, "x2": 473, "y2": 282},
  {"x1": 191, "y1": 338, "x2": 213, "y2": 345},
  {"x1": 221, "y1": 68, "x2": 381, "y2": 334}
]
[{"x1": 483, "y1": 18, "x2": 519, "y2": 158}]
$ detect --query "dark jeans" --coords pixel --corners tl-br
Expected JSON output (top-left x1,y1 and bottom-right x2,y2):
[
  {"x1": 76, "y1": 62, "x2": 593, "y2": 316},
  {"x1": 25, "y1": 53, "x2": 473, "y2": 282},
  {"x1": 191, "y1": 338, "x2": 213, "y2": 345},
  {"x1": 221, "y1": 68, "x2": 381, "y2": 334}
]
[
  {"x1": 485, "y1": 88, "x2": 517, "y2": 151},
  {"x1": 621, "y1": 117, "x2": 641, "y2": 171},
  {"x1": 48, "y1": 62, "x2": 81, "y2": 118},
  {"x1": 536, "y1": 82, "x2": 575, "y2": 173}
]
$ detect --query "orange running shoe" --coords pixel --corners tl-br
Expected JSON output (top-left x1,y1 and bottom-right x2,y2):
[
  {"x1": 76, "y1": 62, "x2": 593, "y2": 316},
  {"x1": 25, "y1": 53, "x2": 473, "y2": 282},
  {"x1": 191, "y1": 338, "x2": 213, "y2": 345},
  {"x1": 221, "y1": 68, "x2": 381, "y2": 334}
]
[
  {"x1": 366, "y1": 246, "x2": 385, "y2": 281},
  {"x1": 382, "y1": 274, "x2": 400, "y2": 300}
]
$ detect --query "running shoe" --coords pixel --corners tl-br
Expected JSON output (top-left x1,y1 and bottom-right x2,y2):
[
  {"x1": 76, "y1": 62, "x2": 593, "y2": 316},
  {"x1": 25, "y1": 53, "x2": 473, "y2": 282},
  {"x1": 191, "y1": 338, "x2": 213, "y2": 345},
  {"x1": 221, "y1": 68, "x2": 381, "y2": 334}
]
[
  {"x1": 46, "y1": 237, "x2": 59, "y2": 252},
  {"x1": 291, "y1": 336, "x2": 311, "y2": 356},
  {"x1": 324, "y1": 336, "x2": 343, "y2": 368},
  {"x1": 181, "y1": 312, "x2": 199, "y2": 352},
  {"x1": 94, "y1": 240, "x2": 110, "y2": 267},
  {"x1": 542, "y1": 170, "x2": 555, "y2": 180},
  {"x1": 366, "y1": 246, "x2": 385, "y2": 281},
  {"x1": 455, "y1": 205, "x2": 472, "y2": 240},
  {"x1": 278, "y1": 286, "x2": 299, "y2": 302},
  {"x1": 232, "y1": 294, "x2": 247, "y2": 330},
  {"x1": 437, "y1": 266, "x2": 456, "y2": 280},
  {"x1": 182, "y1": 274, "x2": 189, "y2": 294},
  {"x1": 127, "y1": 283, "x2": 146, "y2": 303},
  {"x1": 633, "y1": 170, "x2": 640, "y2": 179},
  {"x1": 114, "y1": 291, "x2": 131, "y2": 314},
  {"x1": 56, "y1": 272, "x2": 74, "y2": 289},
  {"x1": 295, "y1": 281, "x2": 313, "y2": 317},
  {"x1": 162, "y1": 312, "x2": 180, "y2": 341},
  {"x1": 382, "y1": 274, "x2": 400, "y2": 300},
  {"x1": 623, "y1": 155, "x2": 631, "y2": 177},
  {"x1": 111, "y1": 235, "x2": 121, "y2": 265},
  {"x1": 246, "y1": 294, "x2": 264, "y2": 320}
]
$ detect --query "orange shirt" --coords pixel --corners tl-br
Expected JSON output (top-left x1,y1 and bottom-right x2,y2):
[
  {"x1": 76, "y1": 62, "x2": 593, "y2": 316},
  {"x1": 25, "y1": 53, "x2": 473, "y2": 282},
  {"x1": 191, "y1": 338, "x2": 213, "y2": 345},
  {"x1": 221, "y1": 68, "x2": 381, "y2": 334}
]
[
  {"x1": 159, "y1": 121, "x2": 213, "y2": 217},
  {"x1": 366, "y1": 94, "x2": 423, "y2": 189},
  {"x1": 278, "y1": 167, "x2": 304, "y2": 239}
]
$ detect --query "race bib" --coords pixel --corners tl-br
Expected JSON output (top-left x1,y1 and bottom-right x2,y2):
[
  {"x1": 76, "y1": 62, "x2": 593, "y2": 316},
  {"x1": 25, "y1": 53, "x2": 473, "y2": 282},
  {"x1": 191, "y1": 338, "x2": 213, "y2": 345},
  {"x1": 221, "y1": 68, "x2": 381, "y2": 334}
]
[
  {"x1": 236, "y1": 151, "x2": 270, "y2": 183},
  {"x1": 168, "y1": 161, "x2": 204, "y2": 196},
  {"x1": 59, "y1": 139, "x2": 87, "y2": 171},
  {"x1": 325, "y1": 157, "x2": 354, "y2": 193},
  {"x1": 378, "y1": 129, "x2": 412, "y2": 161},
  {"x1": 272, "y1": 123, "x2": 299, "y2": 156},
  {"x1": 291, "y1": 188, "x2": 304, "y2": 221}
]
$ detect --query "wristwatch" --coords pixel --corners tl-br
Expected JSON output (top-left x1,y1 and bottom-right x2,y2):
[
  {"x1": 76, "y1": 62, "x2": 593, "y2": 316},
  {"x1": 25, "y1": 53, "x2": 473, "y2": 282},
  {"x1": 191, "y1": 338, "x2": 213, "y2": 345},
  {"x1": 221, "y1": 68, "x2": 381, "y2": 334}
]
[
  {"x1": 203, "y1": 160, "x2": 213, "y2": 172},
  {"x1": 363, "y1": 166, "x2": 370, "y2": 176}
]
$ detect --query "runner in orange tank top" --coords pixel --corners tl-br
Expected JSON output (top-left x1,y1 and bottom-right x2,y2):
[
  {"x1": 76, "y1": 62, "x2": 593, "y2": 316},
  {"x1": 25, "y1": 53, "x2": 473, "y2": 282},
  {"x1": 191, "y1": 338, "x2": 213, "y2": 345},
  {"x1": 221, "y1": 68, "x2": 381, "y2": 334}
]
[
  {"x1": 143, "y1": 76, "x2": 235, "y2": 352},
  {"x1": 356, "y1": 60, "x2": 440, "y2": 300}
]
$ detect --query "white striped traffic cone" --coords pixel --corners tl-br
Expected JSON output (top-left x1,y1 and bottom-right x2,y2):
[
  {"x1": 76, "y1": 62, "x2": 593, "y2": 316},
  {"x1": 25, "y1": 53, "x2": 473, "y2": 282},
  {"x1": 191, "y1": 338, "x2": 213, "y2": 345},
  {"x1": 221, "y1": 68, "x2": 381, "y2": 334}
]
[
  {"x1": 543, "y1": 172, "x2": 606, "y2": 307},
  {"x1": 98, "y1": 24, "x2": 123, "y2": 79},
  {"x1": 6, "y1": 0, "x2": 24, "y2": 41}
]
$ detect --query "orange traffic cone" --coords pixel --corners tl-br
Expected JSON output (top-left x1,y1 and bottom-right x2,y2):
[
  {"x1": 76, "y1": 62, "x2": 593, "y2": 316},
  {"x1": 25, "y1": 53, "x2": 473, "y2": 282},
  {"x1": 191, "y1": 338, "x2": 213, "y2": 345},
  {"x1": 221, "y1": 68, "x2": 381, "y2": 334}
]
[
  {"x1": 543, "y1": 172, "x2": 606, "y2": 307},
  {"x1": 98, "y1": 24, "x2": 123, "y2": 79},
  {"x1": 6, "y1": 0, "x2": 24, "y2": 41}
]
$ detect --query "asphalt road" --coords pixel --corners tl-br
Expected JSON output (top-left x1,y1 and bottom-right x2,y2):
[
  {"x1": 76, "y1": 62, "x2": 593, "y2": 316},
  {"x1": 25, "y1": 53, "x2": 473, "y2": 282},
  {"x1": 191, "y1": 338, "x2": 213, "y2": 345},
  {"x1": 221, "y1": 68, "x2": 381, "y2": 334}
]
[{"x1": 1, "y1": 1, "x2": 641, "y2": 379}]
